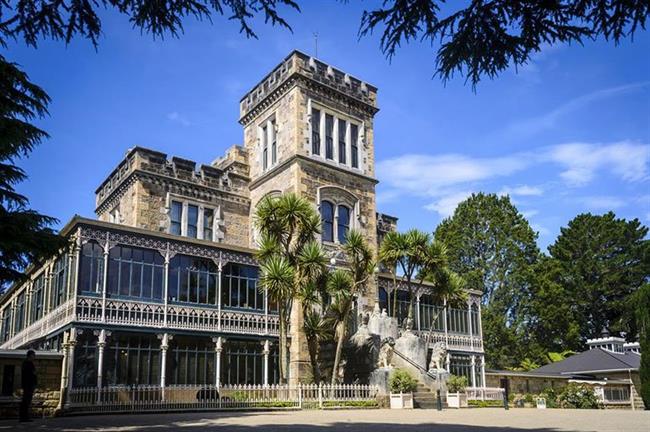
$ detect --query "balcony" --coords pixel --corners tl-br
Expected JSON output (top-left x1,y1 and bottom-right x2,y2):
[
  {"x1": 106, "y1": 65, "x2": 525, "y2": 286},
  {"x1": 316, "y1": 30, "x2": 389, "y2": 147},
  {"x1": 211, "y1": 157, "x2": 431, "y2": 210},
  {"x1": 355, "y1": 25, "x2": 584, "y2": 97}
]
[{"x1": 414, "y1": 330, "x2": 483, "y2": 352}]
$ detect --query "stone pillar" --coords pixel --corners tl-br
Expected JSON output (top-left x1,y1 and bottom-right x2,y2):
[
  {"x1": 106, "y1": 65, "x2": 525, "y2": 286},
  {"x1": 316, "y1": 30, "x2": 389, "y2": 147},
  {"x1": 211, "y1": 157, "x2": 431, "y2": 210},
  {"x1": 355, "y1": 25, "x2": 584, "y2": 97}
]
[
  {"x1": 262, "y1": 340, "x2": 271, "y2": 387},
  {"x1": 289, "y1": 298, "x2": 310, "y2": 385},
  {"x1": 158, "y1": 333, "x2": 172, "y2": 389},
  {"x1": 95, "y1": 329, "x2": 111, "y2": 401},
  {"x1": 67, "y1": 328, "x2": 79, "y2": 394},
  {"x1": 213, "y1": 336, "x2": 224, "y2": 387},
  {"x1": 480, "y1": 355, "x2": 486, "y2": 389},
  {"x1": 470, "y1": 355, "x2": 477, "y2": 388},
  {"x1": 57, "y1": 330, "x2": 71, "y2": 411}
]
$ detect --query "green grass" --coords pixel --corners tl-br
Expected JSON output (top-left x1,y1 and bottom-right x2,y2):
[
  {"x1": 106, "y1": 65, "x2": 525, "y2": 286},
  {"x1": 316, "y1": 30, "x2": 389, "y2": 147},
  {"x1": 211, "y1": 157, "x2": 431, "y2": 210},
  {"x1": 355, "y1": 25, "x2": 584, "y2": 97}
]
[{"x1": 468, "y1": 399, "x2": 504, "y2": 408}]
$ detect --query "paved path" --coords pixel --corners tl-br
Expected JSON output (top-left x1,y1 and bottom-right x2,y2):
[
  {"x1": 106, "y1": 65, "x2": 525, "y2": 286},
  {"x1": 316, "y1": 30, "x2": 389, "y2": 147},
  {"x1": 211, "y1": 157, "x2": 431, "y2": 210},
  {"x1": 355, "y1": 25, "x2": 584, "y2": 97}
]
[{"x1": 1, "y1": 408, "x2": 648, "y2": 432}]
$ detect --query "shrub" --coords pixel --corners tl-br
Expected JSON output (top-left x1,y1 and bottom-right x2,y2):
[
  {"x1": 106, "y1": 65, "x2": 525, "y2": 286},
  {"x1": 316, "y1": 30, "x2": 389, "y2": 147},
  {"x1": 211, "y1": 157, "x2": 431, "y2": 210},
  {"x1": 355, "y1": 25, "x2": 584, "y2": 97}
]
[
  {"x1": 558, "y1": 383, "x2": 601, "y2": 409},
  {"x1": 540, "y1": 387, "x2": 558, "y2": 408},
  {"x1": 447, "y1": 375, "x2": 468, "y2": 393},
  {"x1": 388, "y1": 368, "x2": 418, "y2": 393},
  {"x1": 524, "y1": 393, "x2": 535, "y2": 405},
  {"x1": 468, "y1": 400, "x2": 502, "y2": 408}
]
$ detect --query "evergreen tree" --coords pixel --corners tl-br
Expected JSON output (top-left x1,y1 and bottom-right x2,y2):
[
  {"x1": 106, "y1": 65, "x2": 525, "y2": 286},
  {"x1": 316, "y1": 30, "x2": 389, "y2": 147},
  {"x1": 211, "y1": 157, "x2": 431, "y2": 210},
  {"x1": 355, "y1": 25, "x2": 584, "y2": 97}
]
[
  {"x1": 630, "y1": 284, "x2": 650, "y2": 409},
  {"x1": 0, "y1": 56, "x2": 67, "y2": 288},
  {"x1": 434, "y1": 192, "x2": 539, "y2": 368},
  {"x1": 547, "y1": 212, "x2": 649, "y2": 341}
]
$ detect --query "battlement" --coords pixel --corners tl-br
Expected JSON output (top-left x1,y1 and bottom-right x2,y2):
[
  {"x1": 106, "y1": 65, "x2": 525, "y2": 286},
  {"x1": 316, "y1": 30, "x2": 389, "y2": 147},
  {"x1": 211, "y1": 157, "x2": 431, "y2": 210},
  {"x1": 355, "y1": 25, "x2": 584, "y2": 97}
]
[
  {"x1": 239, "y1": 50, "x2": 378, "y2": 124},
  {"x1": 95, "y1": 146, "x2": 250, "y2": 214}
]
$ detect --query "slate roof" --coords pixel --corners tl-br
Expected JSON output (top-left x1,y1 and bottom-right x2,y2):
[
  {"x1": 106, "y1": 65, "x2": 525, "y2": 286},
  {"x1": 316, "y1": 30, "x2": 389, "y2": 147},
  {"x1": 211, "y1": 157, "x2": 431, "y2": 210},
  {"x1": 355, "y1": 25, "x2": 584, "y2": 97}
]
[{"x1": 533, "y1": 348, "x2": 640, "y2": 375}]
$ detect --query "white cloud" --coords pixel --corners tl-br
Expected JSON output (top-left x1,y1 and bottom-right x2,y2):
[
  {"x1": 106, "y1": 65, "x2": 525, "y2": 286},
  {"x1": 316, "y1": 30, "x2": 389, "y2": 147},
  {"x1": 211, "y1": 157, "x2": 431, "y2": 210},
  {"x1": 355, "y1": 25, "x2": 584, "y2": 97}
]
[
  {"x1": 376, "y1": 154, "x2": 528, "y2": 198},
  {"x1": 507, "y1": 82, "x2": 650, "y2": 136},
  {"x1": 499, "y1": 185, "x2": 544, "y2": 197},
  {"x1": 578, "y1": 196, "x2": 626, "y2": 210},
  {"x1": 167, "y1": 112, "x2": 191, "y2": 127},
  {"x1": 521, "y1": 209, "x2": 539, "y2": 219},
  {"x1": 531, "y1": 222, "x2": 550, "y2": 236},
  {"x1": 546, "y1": 141, "x2": 650, "y2": 186},
  {"x1": 424, "y1": 191, "x2": 473, "y2": 218}
]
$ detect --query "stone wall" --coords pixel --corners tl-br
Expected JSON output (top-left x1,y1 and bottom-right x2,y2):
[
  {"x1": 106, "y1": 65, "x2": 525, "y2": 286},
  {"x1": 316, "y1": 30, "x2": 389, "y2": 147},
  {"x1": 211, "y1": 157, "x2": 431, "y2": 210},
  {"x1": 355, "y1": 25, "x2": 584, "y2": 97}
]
[
  {"x1": 485, "y1": 373, "x2": 568, "y2": 395},
  {"x1": 0, "y1": 350, "x2": 62, "y2": 418}
]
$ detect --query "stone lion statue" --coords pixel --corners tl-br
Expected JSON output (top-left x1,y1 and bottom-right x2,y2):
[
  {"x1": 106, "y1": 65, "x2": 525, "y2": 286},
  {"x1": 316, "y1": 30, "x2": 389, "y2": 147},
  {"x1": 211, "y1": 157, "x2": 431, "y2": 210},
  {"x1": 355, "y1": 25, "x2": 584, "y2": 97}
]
[
  {"x1": 428, "y1": 341, "x2": 447, "y2": 372},
  {"x1": 377, "y1": 337, "x2": 395, "y2": 368}
]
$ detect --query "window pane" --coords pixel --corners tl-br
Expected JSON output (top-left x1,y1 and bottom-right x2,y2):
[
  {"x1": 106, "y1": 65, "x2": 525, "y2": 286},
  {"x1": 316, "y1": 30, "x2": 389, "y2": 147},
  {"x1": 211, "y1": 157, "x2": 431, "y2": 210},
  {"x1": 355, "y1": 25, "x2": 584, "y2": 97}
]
[
  {"x1": 311, "y1": 108, "x2": 320, "y2": 155},
  {"x1": 325, "y1": 114, "x2": 334, "y2": 160},
  {"x1": 338, "y1": 119, "x2": 346, "y2": 164},
  {"x1": 271, "y1": 120, "x2": 277, "y2": 164},
  {"x1": 203, "y1": 208, "x2": 214, "y2": 241},
  {"x1": 351, "y1": 124, "x2": 359, "y2": 168},
  {"x1": 338, "y1": 205, "x2": 350, "y2": 244},
  {"x1": 187, "y1": 205, "x2": 198, "y2": 238},
  {"x1": 321, "y1": 201, "x2": 334, "y2": 242},
  {"x1": 262, "y1": 125, "x2": 268, "y2": 170},
  {"x1": 170, "y1": 201, "x2": 182, "y2": 235}
]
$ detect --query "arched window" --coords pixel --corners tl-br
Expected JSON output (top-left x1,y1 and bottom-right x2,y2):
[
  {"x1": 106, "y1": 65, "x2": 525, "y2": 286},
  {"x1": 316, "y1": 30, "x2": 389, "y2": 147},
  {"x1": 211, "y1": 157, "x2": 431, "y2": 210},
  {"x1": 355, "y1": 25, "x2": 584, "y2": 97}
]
[
  {"x1": 337, "y1": 205, "x2": 350, "y2": 243},
  {"x1": 321, "y1": 201, "x2": 334, "y2": 242}
]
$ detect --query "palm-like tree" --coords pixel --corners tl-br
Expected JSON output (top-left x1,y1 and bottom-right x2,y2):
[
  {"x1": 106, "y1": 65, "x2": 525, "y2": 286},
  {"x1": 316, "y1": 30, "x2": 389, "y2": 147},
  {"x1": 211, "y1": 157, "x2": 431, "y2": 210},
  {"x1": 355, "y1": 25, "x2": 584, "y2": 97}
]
[
  {"x1": 329, "y1": 230, "x2": 375, "y2": 384},
  {"x1": 255, "y1": 193, "x2": 327, "y2": 384}
]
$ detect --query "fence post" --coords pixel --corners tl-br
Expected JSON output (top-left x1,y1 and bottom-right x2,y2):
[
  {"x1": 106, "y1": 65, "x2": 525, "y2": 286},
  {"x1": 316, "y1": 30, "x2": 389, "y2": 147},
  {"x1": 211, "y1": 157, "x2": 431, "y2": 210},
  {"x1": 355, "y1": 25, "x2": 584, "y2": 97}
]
[
  {"x1": 318, "y1": 382, "x2": 323, "y2": 409},
  {"x1": 298, "y1": 383, "x2": 303, "y2": 409}
]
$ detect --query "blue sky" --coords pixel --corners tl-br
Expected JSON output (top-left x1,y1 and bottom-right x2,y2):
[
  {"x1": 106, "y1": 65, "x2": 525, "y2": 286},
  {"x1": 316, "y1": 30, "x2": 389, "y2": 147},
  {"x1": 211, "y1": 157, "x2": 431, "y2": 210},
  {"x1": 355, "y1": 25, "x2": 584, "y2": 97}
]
[{"x1": 3, "y1": 2, "x2": 649, "y2": 250}]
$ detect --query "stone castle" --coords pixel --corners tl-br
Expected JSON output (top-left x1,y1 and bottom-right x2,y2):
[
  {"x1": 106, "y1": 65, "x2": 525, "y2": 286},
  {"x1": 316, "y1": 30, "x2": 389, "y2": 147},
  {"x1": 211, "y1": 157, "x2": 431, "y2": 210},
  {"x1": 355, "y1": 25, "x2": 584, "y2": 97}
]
[{"x1": 0, "y1": 51, "x2": 484, "y2": 398}]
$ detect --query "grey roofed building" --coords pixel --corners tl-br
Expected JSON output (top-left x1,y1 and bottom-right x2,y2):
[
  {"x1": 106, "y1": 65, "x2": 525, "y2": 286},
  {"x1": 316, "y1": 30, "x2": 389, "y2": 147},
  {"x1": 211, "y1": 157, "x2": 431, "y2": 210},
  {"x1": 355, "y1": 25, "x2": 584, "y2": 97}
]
[{"x1": 533, "y1": 348, "x2": 640, "y2": 375}]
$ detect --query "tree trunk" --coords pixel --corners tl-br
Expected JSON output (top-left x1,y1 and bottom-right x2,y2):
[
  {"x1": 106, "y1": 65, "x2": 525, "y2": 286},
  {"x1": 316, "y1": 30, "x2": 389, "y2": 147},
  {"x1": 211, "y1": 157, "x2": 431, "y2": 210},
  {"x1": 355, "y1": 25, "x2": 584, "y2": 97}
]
[
  {"x1": 331, "y1": 319, "x2": 347, "y2": 385},
  {"x1": 391, "y1": 274, "x2": 398, "y2": 318},
  {"x1": 307, "y1": 337, "x2": 321, "y2": 383},
  {"x1": 279, "y1": 310, "x2": 288, "y2": 384}
]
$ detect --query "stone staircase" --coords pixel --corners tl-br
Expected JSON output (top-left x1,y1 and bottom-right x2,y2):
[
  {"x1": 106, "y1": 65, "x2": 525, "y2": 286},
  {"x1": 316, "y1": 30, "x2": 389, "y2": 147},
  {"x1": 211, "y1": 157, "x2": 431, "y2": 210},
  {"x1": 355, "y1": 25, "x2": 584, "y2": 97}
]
[
  {"x1": 412, "y1": 384, "x2": 442, "y2": 409},
  {"x1": 631, "y1": 386, "x2": 645, "y2": 410}
]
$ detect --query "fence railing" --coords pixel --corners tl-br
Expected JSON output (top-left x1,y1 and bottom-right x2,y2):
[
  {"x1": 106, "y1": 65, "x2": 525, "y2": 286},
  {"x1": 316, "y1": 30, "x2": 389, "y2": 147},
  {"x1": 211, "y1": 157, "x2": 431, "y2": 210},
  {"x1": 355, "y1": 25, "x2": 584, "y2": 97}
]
[
  {"x1": 466, "y1": 387, "x2": 505, "y2": 401},
  {"x1": 66, "y1": 384, "x2": 378, "y2": 413}
]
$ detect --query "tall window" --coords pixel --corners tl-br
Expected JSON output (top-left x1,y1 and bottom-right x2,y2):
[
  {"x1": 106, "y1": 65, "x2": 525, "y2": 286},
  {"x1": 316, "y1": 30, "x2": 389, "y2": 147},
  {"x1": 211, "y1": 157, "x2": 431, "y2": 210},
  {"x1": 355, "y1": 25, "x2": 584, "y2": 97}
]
[
  {"x1": 170, "y1": 201, "x2": 182, "y2": 235},
  {"x1": 447, "y1": 306, "x2": 469, "y2": 334},
  {"x1": 325, "y1": 114, "x2": 334, "y2": 160},
  {"x1": 337, "y1": 205, "x2": 350, "y2": 243},
  {"x1": 221, "y1": 263, "x2": 263, "y2": 311},
  {"x1": 15, "y1": 292, "x2": 25, "y2": 332},
  {"x1": 311, "y1": 108, "x2": 321, "y2": 155},
  {"x1": 107, "y1": 246, "x2": 165, "y2": 300},
  {"x1": 221, "y1": 340, "x2": 279, "y2": 385},
  {"x1": 321, "y1": 201, "x2": 334, "y2": 242},
  {"x1": 203, "y1": 208, "x2": 214, "y2": 241},
  {"x1": 338, "y1": 119, "x2": 346, "y2": 164},
  {"x1": 1, "y1": 308, "x2": 11, "y2": 342},
  {"x1": 168, "y1": 255, "x2": 218, "y2": 304},
  {"x1": 470, "y1": 304, "x2": 480, "y2": 336},
  {"x1": 270, "y1": 120, "x2": 277, "y2": 164},
  {"x1": 351, "y1": 123, "x2": 359, "y2": 168},
  {"x1": 73, "y1": 332, "x2": 97, "y2": 387},
  {"x1": 104, "y1": 333, "x2": 160, "y2": 386},
  {"x1": 419, "y1": 294, "x2": 445, "y2": 331},
  {"x1": 187, "y1": 205, "x2": 198, "y2": 238},
  {"x1": 167, "y1": 336, "x2": 215, "y2": 385},
  {"x1": 262, "y1": 124, "x2": 268, "y2": 170},
  {"x1": 31, "y1": 273, "x2": 45, "y2": 323},
  {"x1": 79, "y1": 241, "x2": 104, "y2": 294},
  {"x1": 51, "y1": 255, "x2": 68, "y2": 309}
]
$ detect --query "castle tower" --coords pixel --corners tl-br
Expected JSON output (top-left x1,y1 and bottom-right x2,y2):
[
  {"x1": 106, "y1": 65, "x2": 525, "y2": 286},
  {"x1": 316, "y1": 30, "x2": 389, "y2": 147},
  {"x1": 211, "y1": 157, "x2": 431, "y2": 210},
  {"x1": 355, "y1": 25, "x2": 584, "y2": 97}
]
[{"x1": 239, "y1": 51, "x2": 380, "y2": 384}]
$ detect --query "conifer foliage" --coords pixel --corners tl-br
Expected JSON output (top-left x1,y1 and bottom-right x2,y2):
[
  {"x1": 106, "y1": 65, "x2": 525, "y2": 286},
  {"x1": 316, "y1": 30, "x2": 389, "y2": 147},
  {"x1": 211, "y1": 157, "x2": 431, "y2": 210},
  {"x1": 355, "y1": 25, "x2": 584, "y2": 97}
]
[{"x1": 0, "y1": 56, "x2": 67, "y2": 288}]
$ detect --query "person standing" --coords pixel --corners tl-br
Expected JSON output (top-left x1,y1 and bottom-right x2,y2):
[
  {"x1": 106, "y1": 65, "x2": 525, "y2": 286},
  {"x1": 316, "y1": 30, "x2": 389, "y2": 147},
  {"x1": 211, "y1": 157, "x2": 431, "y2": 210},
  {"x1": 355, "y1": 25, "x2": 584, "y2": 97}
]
[{"x1": 19, "y1": 350, "x2": 37, "y2": 422}]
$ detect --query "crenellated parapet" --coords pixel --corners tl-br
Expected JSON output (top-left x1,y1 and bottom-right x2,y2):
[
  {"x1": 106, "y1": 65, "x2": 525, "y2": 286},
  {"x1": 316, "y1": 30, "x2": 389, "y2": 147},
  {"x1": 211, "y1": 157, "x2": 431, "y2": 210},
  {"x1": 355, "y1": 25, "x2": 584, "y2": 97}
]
[{"x1": 239, "y1": 50, "x2": 378, "y2": 126}]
